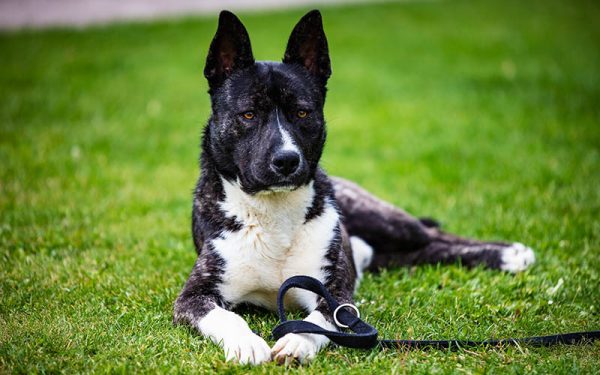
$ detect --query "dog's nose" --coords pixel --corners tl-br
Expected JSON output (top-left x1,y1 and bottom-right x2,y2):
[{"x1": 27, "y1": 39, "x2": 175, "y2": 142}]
[{"x1": 272, "y1": 151, "x2": 300, "y2": 176}]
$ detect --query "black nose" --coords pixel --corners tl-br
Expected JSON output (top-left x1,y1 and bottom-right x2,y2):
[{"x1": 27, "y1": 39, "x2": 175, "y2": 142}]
[{"x1": 272, "y1": 151, "x2": 300, "y2": 176}]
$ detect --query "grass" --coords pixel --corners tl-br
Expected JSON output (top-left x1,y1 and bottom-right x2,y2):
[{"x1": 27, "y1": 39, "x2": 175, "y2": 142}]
[{"x1": 1, "y1": 0, "x2": 599, "y2": 373}]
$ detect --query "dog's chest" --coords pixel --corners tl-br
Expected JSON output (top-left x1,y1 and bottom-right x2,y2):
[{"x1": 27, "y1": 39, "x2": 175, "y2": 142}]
[{"x1": 211, "y1": 181, "x2": 339, "y2": 310}]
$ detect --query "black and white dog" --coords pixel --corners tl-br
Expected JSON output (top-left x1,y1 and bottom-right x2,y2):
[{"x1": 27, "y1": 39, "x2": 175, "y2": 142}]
[{"x1": 173, "y1": 10, "x2": 535, "y2": 365}]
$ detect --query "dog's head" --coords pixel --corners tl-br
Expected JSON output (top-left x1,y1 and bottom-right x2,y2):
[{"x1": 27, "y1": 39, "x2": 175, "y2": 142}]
[{"x1": 202, "y1": 10, "x2": 331, "y2": 195}]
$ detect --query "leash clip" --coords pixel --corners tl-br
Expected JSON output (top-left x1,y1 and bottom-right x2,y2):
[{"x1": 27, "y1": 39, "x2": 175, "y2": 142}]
[{"x1": 333, "y1": 303, "x2": 360, "y2": 328}]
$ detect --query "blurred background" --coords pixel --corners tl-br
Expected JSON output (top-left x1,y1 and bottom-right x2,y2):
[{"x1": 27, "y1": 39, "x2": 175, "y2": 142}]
[
  {"x1": 1, "y1": 0, "x2": 599, "y2": 373},
  {"x1": 0, "y1": 0, "x2": 376, "y2": 29}
]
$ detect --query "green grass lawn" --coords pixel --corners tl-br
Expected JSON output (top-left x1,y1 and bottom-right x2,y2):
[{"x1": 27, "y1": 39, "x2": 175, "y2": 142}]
[{"x1": 1, "y1": 0, "x2": 599, "y2": 372}]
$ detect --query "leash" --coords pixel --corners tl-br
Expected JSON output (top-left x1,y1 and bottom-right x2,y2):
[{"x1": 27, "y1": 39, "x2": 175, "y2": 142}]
[{"x1": 272, "y1": 275, "x2": 600, "y2": 350}]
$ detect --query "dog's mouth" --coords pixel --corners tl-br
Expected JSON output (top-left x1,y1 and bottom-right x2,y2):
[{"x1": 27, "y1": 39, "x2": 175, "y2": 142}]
[
  {"x1": 238, "y1": 164, "x2": 309, "y2": 195},
  {"x1": 247, "y1": 180, "x2": 303, "y2": 195},
  {"x1": 256, "y1": 184, "x2": 299, "y2": 195},
  {"x1": 238, "y1": 173, "x2": 307, "y2": 196}
]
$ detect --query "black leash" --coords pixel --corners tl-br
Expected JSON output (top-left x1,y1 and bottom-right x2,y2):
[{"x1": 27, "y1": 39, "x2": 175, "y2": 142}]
[{"x1": 272, "y1": 275, "x2": 600, "y2": 350}]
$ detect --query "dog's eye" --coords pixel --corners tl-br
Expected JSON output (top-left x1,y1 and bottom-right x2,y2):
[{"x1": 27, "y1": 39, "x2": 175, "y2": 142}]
[
  {"x1": 297, "y1": 110, "x2": 308, "y2": 119},
  {"x1": 242, "y1": 111, "x2": 255, "y2": 120}
]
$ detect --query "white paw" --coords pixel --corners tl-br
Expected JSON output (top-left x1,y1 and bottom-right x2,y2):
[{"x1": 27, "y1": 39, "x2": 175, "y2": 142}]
[
  {"x1": 500, "y1": 243, "x2": 536, "y2": 273},
  {"x1": 221, "y1": 332, "x2": 272, "y2": 365},
  {"x1": 198, "y1": 306, "x2": 271, "y2": 365},
  {"x1": 271, "y1": 333, "x2": 319, "y2": 364}
]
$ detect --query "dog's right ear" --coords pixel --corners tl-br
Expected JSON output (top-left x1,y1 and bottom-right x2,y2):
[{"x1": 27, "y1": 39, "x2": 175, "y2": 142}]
[{"x1": 204, "y1": 11, "x2": 255, "y2": 90}]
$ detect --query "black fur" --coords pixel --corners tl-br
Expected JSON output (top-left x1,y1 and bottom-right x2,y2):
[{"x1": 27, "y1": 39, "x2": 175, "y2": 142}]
[
  {"x1": 283, "y1": 10, "x2": 332, "y2": 91},
  {"x1": 175, "y1": 10, "x2": 340, "y2": 329},
  {"x1": 173, "y1": 9, "x2": 533, "y2": 361},
  {"x1": 204, "y1": 11, "x2": 255, "y2": 92}
]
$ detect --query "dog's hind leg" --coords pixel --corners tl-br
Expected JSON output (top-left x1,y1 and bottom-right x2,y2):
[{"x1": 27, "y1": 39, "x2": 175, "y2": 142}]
[
  {"x1": 332, "y1": 177, "x2": 432, "y2": 252},
  {"x1": 332, "y1": 176, "x2": 535, "y2": 272},
  {"x1": 370, "y1": 228, "x2": 535, "y2": 272}
]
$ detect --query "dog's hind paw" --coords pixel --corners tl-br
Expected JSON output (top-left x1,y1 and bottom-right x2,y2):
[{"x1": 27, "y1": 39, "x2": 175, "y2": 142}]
[
  {"x1": 271, "y1": 333, "x2": 319, "y2": 365},
  {"x1": 500, "y1": 243, "x2": 535, "y2": 273}
]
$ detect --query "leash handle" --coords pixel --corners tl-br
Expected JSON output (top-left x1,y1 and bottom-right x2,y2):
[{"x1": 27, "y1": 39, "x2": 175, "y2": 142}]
[
  {"x1": 272, "y1": 275, "x2": 600, "y2": 350},
  {"x1": 273, "y1": 275, "x2": 379, "y2": 349}
]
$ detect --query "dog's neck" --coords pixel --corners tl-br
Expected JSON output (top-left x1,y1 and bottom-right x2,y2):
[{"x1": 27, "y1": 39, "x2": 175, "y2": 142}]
[
  {"x1": 219, "y1": 177, "x2": 315, "y2": 232},
  {"x1": 197, "y1": 145, "x2": 332, "y2": 244}
]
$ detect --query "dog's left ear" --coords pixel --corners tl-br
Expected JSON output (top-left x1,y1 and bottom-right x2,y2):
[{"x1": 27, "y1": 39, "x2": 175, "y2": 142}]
[{"x1": 283, "y1": 10, "x2": 331, "y2": 87}]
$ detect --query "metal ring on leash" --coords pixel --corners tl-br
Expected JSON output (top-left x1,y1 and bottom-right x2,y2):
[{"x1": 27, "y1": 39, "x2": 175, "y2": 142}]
[
  {"x1": 273, "y1": 275, "x2": 600, "y2": 349},
  {"x1": 333, "y1": 303, "x2": 360, "y2": 328}
]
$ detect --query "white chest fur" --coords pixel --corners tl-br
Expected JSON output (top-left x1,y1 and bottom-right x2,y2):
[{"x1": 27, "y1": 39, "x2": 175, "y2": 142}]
[{"x1": 211, "y1": 179, "x2": 339, "y2": 311}]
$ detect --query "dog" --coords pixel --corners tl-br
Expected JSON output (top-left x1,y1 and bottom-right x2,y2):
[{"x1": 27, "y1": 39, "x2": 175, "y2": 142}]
[{"x1": 173, "y1": 10, "x2": 535, "y2": 365}]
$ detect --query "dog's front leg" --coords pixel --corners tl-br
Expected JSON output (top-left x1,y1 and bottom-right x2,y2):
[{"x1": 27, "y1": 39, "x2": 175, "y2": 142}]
[
  {"x1": 271, "y1": 308, "x2": 338, "y2": 364},
  {"x1": 197, "y1": 305, "x2": 272, "y2": 364},
  {"x1": 174, "y1": 258, "x2": 271, "y2": 365}
]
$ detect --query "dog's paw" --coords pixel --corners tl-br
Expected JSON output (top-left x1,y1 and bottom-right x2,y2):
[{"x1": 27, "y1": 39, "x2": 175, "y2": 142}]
[
  {"x1": 500, "y1": 243, "x2": 535, "y2": 273},
  {"x1": 221, "y1": 332, "x2": 272, "y2": 365},
  {"x1": 271, "y1": 333, "x2": 319, "y2": 365}
]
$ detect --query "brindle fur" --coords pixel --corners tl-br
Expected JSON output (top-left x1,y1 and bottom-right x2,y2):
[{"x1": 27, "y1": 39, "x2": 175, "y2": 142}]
[{"x1": 173, "y1": 9, "x2": 534, "y2": 364}]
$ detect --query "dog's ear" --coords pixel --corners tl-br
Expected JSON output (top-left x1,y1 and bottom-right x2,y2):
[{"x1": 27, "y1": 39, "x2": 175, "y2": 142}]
[
  {"x1": 283, "y1": 10, "x2": 331, "y2": 87},
  {"x1": 204, "y1": 11, "x2": 255, "y2": 90}
]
